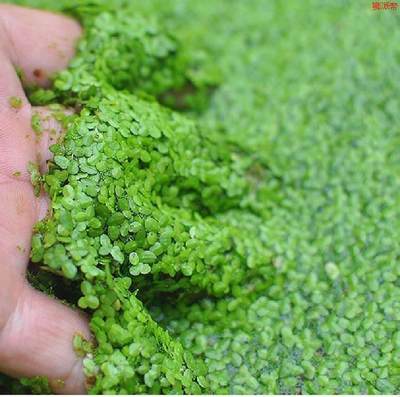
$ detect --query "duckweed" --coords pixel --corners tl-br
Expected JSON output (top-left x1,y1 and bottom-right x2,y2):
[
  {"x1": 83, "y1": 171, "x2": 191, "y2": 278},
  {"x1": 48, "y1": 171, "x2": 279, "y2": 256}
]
[
  {"x1": 2, "y1": 0, "x2": 400, "y2": 394},
  {"x1": 8, "y1": 96, "x2": 23, "y2": 109}
]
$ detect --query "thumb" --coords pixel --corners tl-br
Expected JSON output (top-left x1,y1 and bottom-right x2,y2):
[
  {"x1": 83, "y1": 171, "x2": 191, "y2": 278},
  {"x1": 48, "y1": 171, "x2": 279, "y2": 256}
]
[{"x1": 0, "y1": 284, "x2": 90, "y2": 394}]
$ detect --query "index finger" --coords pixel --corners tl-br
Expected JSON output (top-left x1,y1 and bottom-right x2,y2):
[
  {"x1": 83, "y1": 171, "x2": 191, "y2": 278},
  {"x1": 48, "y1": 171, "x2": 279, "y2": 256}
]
[
  {"x1": 0, "y1": 4, "x2": 82, "y2": 176},
  {"x1": 0, "y1": 3, "x2": 82, "y2": 88}
]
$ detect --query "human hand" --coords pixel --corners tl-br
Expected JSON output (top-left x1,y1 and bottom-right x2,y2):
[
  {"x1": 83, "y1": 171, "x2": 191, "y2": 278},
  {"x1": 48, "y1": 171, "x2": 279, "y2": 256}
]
[{"x1": 0, "y1": 4, "x2": 91, "y2": 394}]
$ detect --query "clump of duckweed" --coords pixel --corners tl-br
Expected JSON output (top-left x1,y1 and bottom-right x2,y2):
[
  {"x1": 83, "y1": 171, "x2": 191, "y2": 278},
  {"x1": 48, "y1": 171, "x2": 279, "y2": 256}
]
[
  {"x1": 24, "y1": 2, "x2": 270, "y2": 394},
  {"x1": 3, "y1": 0, "x2": 400, "y2": 394},
  {"x1": 31, "y1": 90, "x2": 270, "y2": 294},
  {"x1": 29, "y1": 3, "x2": 218, "y2": 111},
  {"x1": 29, "y1": 57, "x2": 270, "y2": 395}
]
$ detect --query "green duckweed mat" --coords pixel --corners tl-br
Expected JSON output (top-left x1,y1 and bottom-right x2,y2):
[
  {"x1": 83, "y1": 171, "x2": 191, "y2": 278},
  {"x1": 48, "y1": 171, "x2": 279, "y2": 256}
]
[{"x1": 1, "y1": 0, "x2": 400, "y2": 394}]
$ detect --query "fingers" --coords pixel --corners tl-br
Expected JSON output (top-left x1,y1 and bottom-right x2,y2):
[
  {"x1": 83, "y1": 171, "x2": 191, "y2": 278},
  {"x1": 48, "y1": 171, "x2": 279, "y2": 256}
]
[
  {"x1": 0, "y1": 3, "x2": 81, "y2": 110},
  {"x1": 0, "y1": 5, "x2": 89, "y2": 394},
  {"x1": 0, "y1": 108, "x2": 91, "y2": 394},
  {"x1": 0, "y1": 284, "x2": 91, "y2": 394},
  {"x1": 0, "y1": 2, "x2": 80, "y2": 176},
  {"x1": 0, "y1": 4, "x2": 82, "y2": 87},
  {"x1": 0, "y1": 1, "x2": 81, "y2": 177}
]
